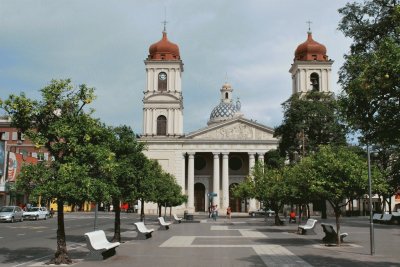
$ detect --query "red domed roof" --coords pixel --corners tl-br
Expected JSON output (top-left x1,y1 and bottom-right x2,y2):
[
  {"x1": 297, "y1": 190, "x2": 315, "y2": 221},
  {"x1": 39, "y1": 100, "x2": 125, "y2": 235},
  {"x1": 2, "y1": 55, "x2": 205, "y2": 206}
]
[
  {"x1": 295, "y1": 32, "x2": 328, "y2": 61},
  {"x1": 148, "y1": 31, "x2": 180, "y2": 61}
]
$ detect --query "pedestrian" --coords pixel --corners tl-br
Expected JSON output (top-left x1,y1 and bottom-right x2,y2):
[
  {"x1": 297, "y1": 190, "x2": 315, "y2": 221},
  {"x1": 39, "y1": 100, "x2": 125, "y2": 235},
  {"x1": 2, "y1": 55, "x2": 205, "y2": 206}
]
[
  {"x1": 226, "y1": 206, "x2": 232, "y2": 221},
  {"x1": 289, "y1": 210, "x2": 296, "y2": 223},
  {"x1": 211, "y1": 205, "x2": 217, "y2": 221}
]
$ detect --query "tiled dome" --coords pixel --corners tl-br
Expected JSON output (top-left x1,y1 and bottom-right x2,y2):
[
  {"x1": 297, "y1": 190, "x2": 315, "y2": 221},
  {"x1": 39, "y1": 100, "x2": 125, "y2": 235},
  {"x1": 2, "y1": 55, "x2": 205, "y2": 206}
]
[{"x1": 210, "y1": 102, "x2": 238, "y2": 122}]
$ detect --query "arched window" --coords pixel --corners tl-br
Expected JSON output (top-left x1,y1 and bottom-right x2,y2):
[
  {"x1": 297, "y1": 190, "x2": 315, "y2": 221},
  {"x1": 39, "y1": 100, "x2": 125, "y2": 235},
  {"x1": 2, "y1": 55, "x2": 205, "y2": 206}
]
[
  {"x1": 225, "y1": 92, "x2": 229, "y2": 99},
  {"x1": 310, "y1": 73, "x2": 320, "y2": 91},
  {"x1": 157, "y1": 115, "x2": 167, "y2": 135},
  {"x1": 158, "y1": 72, "x2": 167, "y2": 92}
]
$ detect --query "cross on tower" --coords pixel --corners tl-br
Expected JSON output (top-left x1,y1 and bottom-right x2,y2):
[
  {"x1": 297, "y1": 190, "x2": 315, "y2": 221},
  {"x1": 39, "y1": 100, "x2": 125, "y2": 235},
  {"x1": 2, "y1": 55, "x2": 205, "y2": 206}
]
[
  {"x1": 162, "y1": 7, "x2": 168, "y2": 32},
  {"x1": 306, "y1": 20, "x2": 312, "y2": 32}
]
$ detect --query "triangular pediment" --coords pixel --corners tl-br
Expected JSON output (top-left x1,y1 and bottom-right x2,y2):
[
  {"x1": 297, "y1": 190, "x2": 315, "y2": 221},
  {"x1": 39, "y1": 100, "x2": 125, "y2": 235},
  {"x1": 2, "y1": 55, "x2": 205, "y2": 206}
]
[{"x1": 185, "y1": 117, "x2": 277, "y2": 141}]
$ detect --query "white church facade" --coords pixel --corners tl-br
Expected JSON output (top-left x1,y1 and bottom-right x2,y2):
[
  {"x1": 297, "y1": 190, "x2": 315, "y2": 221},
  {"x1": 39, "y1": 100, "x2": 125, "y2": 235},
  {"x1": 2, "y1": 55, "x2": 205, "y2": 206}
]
[{"x1": 139, "y1": 28, "x2": 333, "y2": 214}]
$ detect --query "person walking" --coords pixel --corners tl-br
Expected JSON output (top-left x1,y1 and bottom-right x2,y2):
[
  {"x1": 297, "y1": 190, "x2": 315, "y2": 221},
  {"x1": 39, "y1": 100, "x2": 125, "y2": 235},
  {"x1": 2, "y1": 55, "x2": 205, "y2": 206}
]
[
  {"x1": 212, "y1": 205, "x2": 218, "y2": 221},
  {"x1": 226, "y1": 206, "x2": 232, "y2": 221}
]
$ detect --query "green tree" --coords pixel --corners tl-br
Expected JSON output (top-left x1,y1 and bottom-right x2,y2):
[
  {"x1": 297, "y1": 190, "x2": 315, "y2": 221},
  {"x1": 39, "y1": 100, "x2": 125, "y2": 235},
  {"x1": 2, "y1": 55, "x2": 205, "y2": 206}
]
[
  {"x1": 252, "y1": 162, "x2": 289, "y2": 225},
  {"x1": 338, "y1": 0, "x2": 400, "y2": 211},
  {"x1": 286, "y1": 157, "x2": 319, "y2": 221},
  {"x1": 275, "y1": 91, "x2": 347, "y2": 162},
  {"x1": 310, "y1": 145, "x2": 386, "y2": 245},
  {"x1": 1, "y1": 79, "x2": 113, "y2": 264},
  {"x1": 109, "y1": 125, "x2": 145, "y2": 242},
  {"x1": 135, "y1": 158, "x2": 160, "y2": 222},
  {"x1": 154, "y1": 172, "x2": 186, "y2": 218}
]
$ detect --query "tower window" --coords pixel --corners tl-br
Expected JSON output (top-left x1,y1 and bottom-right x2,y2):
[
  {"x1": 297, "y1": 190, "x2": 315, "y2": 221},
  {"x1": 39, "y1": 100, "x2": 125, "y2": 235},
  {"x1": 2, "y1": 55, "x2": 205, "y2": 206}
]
[
  {"x1": 310, "y1": 73, "x2": 320, "y2": 91},
  {"x1": 225, "y1": 92, "x2": 228, "y2": 99},
  {"x1": 158, "y1": 72, "x2": 167, "y2": 92},
  {"x1": 157, "y1": 115, "x2": 167, "y2": 135}
]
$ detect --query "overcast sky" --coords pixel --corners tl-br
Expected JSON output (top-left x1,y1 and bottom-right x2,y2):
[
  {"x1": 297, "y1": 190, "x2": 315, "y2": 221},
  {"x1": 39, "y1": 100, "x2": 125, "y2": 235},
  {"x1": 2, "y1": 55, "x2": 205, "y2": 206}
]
[{"x1": 0, "y1": 1, "x2": 354, "y2": 134}]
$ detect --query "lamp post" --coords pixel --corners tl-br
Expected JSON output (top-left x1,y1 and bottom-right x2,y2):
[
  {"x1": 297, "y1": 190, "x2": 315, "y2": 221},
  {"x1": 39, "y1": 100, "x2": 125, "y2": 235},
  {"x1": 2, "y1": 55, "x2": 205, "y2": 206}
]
[{"x1": 366, "y1": 144, "x2": 375, "y2": 255}]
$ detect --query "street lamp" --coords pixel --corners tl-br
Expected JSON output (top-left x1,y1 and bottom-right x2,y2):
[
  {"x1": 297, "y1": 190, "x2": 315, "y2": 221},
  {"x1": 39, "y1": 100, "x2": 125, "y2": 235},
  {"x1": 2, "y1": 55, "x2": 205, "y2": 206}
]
[{"x1": 366, "y1": 144, "x2": 375, "y2": 255}]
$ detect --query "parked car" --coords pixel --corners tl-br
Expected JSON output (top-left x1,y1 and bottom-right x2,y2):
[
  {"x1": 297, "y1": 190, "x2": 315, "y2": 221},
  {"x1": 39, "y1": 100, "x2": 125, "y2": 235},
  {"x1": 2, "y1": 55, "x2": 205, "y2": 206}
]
[
  {"x1": 0, "y1": 206, "x2": 24, "y2": 222},
  {"x1": 23, "y1": 207, "x2": 49, "y2": 220},
  {"x1": 249, "y1": 208, "x2": 275, "y2": 217}
]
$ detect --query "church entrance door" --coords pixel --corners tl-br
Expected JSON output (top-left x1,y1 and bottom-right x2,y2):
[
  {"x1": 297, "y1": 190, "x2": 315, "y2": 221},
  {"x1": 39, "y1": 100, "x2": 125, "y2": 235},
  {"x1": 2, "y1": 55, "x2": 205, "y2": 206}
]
[
  {"x1": 229, "y1": 183, "x2": 242, "y2": 212},
  {"x1": 194, "y1": 183, "x2": 205, "y2": 212}
]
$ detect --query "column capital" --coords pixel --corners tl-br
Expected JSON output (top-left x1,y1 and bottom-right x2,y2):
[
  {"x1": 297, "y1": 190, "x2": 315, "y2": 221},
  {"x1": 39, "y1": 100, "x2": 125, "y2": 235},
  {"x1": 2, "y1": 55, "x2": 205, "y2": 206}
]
[
  {"x1": 248, "y1": 152, "x2": 256, "y2": 158},
  {"x1": 212, "y1": 152, "x2": 220, "y2": 157},
  {"x1": 257, "y1": 152, "x2": 265, "y2": 156},
  {"x1": 222, "y1": 153, "x2": 229, "y2": 158},
  {"x1": 187, "y1": 152, "x2": 195, "y2": 156}
]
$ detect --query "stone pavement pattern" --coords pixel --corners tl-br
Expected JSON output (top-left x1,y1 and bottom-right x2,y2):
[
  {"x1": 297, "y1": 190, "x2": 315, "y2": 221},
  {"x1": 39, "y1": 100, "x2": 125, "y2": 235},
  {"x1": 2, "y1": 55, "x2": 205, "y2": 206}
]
[{"x1": 18, "y1": 216, "x2": 400, "y2": 267}]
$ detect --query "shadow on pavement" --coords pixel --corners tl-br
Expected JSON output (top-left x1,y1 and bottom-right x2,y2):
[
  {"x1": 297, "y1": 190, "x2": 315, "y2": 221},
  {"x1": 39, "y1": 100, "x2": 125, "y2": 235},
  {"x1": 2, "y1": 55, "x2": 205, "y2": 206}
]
[
  {"x1": 0, "y1": 246, "x2": 54, "y2": 264},
  {"x1": 301, "y1": 254, "x2": 400, "y2": 267}
]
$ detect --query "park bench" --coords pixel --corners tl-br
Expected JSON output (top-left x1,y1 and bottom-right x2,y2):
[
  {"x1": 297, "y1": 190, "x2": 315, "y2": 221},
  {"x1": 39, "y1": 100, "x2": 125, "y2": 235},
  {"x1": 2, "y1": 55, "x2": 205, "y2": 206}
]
[
  {"x1": 321, "y1": 223, "x2": 348, "y2": 244},
  {"x1": 298, "y1": 219, "x2": 318, "y2": 235},
  {"x1": 158, "y1": 216, "x2": 172, "y2": 230},
  {"x1": 133, "y1": 222, "x2": 154, "y2": 240},
  {"x1": 378, "y1": 213, "x2": 393, "y2": 224},
  {"x1": 173, "y1": 214, "x2": 182, "y2": 223},
  {"x1": 372, "y1": 213, "x2": 382, "y2": 223},
  {"x1": 84, "y1": 230, "x2": 120, "y2": 260}
]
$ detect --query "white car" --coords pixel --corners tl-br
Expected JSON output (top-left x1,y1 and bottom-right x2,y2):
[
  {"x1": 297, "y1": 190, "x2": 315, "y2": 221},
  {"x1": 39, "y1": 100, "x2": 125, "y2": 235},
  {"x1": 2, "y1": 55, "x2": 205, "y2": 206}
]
[
  {"x1": 0, "y1": 206, "x2": 24, "y2": 222},
  {"x1": 23, "y1": 207, "x2": 49, "y2": 220}
]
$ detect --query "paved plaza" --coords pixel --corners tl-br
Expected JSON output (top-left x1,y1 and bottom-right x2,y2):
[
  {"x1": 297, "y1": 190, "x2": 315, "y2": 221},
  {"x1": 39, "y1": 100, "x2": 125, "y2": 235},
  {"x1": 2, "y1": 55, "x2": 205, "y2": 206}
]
[{"x1": 1, "y1": 213, "x2": 399, "y2": 267}]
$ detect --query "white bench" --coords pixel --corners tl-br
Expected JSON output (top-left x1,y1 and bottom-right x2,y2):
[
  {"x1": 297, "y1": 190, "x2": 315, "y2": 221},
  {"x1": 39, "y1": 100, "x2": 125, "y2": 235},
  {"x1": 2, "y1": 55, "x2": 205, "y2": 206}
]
[
  {"x1": 134, "y1": 222, "x2": 154, "y2": 240},
  {"x1": 84, "y1": 230, "x2": 120, "y2": 260},
  {"x1": 378, "y1": 213, "x2": 393, "y2": 224},
  {"x1": 173, "y1": 214, "x2": 182, "y2": 223},
  {"x1": 321, "y1": 223, "x2": 348, "y2": 244},
  {"x1": 372, "y1": 213, "x2": 382, "y2": 223},
  {"x1": 298, "y1": 219, "x2": 318, "y2": 235},
  {"x1": 158, "y1": 216, "x2": 172, "y2": 230}
]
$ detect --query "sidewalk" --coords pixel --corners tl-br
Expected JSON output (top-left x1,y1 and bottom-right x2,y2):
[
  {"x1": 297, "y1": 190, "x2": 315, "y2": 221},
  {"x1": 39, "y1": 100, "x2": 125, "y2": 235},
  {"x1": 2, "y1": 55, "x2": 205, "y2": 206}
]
[{"x1": 68, "y1": 215, "x2": 400, "y2": 267}]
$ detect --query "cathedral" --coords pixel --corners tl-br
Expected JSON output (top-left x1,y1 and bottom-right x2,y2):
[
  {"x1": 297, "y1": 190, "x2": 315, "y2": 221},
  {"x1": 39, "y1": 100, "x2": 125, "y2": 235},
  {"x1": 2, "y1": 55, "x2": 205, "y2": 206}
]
[{"x1": 139, "y1": 28, "x2": 332, "y2": 214}]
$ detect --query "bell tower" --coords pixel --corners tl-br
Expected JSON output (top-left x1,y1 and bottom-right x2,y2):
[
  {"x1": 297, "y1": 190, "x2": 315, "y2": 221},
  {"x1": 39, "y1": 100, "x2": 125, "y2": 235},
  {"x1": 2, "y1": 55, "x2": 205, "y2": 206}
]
[
  {"x1": 289, "y1": 29, "x2": 333, "y2": 95},
  {"x1": 142, "y1": 28, "x2": 184, "y2": 137}
]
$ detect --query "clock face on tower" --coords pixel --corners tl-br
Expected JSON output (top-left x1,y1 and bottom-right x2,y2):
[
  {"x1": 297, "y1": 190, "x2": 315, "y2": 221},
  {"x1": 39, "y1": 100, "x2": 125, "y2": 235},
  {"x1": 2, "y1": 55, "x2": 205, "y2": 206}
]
[{"x1": 159, "y1": 72, "x2": 167, "y2": 81}]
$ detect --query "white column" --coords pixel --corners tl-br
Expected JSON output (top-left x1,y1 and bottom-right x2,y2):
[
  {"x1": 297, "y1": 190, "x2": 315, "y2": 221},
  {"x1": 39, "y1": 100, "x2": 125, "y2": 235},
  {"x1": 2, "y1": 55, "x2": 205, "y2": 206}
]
[
  {"x1": 153, "y1": 69, "x2": 157, "y2": 91},
  {"x1": 258, "y1": 153, "x2": 265, "y2": 164},
  {"x1": 222, "y1": 152, "x2": 229, "y2": 210},
  {"x1": 187, "y1": 152, "x2": 195, "y2": 211},
  {"x1": 181, "y1": 153, "x2": 186, "y2": 195},
  {"x1": 152, "y1": 109, "x2": 157, "y2": 135},
  {"x1": 212, "y1": 152, "x2": 220, "y2": 206},
  {"x1": 143, "y1": 108, "x2": 147, "y2": 135},
  {"x1": 249, "y1": 152, "x2": 257, "y2": 211},
  {"x1": 174, "y1": 109, "x2": 178, "y2": 135},
  {"x1": 167, "y1": 109, "x2": 172, "y2": 135}
]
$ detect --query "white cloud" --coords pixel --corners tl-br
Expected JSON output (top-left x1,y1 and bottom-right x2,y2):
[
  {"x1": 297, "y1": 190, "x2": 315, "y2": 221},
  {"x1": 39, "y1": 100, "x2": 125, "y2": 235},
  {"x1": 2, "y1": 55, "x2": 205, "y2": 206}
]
[{"x1": 0, "y1": 0, "x2": 353, "y2": 134}]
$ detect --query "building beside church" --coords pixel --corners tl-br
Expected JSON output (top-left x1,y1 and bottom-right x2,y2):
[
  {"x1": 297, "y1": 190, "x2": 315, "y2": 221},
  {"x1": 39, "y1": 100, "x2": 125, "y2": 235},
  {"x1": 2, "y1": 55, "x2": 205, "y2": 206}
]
[{"x1": 138, "y1": 28, "x2": 337, "y2": 215}]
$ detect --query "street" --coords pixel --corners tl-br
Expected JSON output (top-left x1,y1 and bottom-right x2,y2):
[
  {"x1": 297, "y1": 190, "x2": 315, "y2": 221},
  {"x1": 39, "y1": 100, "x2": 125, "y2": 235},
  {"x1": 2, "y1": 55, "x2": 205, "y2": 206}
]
[
  {"x1": 0, "y1": 212, "x2": 137, "y2": 267},
  {"x1": 0, "y1": 213, "x2": 399, "y2": 267}
]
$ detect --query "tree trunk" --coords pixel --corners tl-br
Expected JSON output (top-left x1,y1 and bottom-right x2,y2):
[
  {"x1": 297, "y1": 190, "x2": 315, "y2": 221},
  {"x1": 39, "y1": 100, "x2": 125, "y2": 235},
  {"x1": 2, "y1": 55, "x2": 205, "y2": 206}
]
[
  {"x1": 48, "y1": 200, "x2": 72, "y2": 264},
  {"x1": 158, "y1": 203, "x2": 162, "y2": 217},
  {"x1": 306, "y1": 204, "x2": 310, "y2": 218},
  {"x1": 335, "y1": 207, "x2": 341, "y2": 246},
  {"x1": 112, "y1": 198, "x2": 121, "y2": 242},
  {"x1": 140, "y1": 198, "x2": 145, "y2": 222},
  {"x1": 321, "y1": 199, "x2": 327, "y2": 219}
]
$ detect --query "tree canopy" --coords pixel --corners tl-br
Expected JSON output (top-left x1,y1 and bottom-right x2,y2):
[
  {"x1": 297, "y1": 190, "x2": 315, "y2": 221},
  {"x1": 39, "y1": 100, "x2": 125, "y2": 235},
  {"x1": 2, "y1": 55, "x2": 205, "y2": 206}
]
[
  {"x1": 1, "y1": 79, "x2": 114, "y2": 264},
  {"x1": 338, "y1": 0, "x2": 400, "y2": 145},
  {"x1": 274, "y1": 91, "x2": 347, "y2": 162}
]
